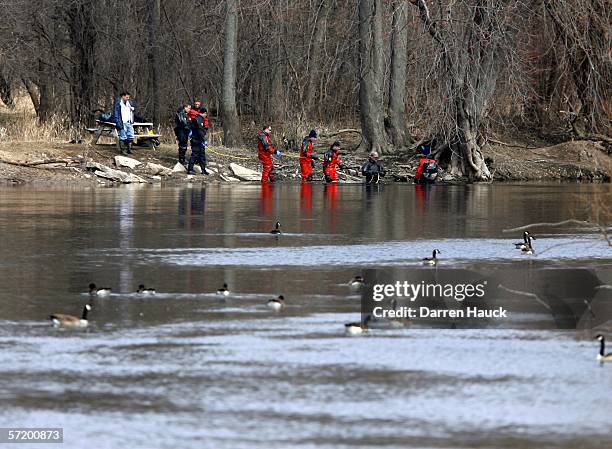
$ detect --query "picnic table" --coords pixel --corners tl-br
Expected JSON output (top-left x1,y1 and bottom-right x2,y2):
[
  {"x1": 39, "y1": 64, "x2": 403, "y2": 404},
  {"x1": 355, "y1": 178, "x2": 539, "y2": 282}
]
[{"x1": 86, "y1": 120, "x2": 161, "y2": 149}]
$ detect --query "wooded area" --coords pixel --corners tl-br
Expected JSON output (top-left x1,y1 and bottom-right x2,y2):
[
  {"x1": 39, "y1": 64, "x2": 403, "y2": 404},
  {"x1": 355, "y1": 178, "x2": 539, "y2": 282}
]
[{"x1": 0, "y1": 0, "x2": 609, "y2": 180}]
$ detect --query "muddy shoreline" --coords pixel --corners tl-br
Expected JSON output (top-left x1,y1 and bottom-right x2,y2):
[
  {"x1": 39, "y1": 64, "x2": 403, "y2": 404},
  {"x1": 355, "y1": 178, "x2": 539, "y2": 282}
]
[{"x1": 0, "y1": 138, "x2": 609, "y2": 186}]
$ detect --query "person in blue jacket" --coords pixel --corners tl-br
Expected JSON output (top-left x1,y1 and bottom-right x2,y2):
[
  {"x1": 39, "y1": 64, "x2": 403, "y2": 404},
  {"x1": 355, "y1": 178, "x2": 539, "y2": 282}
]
[
  {"x1": 187, "y1": 108, "x2": 209, "y2": 175},
  {"x1": 113, "y1": 91, "x2": 135, "y2": 155}
]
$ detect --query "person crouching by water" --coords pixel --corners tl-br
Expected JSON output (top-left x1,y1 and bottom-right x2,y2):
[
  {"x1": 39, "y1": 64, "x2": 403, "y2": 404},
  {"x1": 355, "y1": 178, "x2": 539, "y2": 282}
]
[
  {"x1": 187, "y1": 107, "x2": 209, "y2": 175},
  {"x1": 257, "y1": 125, "x2": 280, "y2": 183},
  {"x1": 415, "y1": 154, "x2": 440, "y2": 184},
  {"x1": 361, "y1": 151, "x2": 386, "y2": 184},
  {"x1": 113, "y1": 91, "x2": 135, "y2": 155},
  {"x1": 174, "y1": 103, "x2": 191, "y2": 165},
  {"x1": 300, "y1": 129, "x2": 318, "y2": 182},
  {"x1": 323, "y1": 141, "x2": 343, "y2": 183}
]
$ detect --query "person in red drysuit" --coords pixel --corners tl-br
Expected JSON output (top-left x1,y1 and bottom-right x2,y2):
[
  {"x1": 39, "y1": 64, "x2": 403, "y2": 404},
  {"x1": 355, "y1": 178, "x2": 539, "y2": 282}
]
[
  {"x1": 257, "y1": 125, "x2": 279, "y2": 183},
  {"x1": 300, "y1": 129, "x2": 318, "y2": 181},
  {"x1": 323, "y1": 141, "x2": 343, "y2": 183},
  {"x1": 187, "y1": 100, "x2": 202, "y2": 121},
  {"x1": 415, "y1": 156, "x2": 439, "y2": 184}
]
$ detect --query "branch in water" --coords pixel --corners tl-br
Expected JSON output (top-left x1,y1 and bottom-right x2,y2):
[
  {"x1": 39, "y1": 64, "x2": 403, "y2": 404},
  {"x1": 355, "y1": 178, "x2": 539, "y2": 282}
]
[
  {"x1": 502, "y1": 220, "x2": 596, "y2": 233},
  {"x1": 498, "y1": 284, "x2": 551, "y2": 311}
]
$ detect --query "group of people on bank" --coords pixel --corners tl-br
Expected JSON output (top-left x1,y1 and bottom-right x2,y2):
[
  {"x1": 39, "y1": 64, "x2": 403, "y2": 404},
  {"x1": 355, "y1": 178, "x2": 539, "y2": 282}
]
[
  {"x1": 173, "y1": 101, "x2": 210, "y2": 175},
  {"x1": 113, "y1": 94, "x2": 438, "y2": 183},
  {"x1": 258, "y1": 126, "x2": 388, "y2": 184}
]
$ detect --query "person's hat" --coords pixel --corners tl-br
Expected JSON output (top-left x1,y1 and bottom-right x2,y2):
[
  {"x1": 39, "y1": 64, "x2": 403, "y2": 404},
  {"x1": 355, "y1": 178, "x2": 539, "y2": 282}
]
[
  {"x1": 309, "y1": 129, "x2": 317, "y2": 138},
  {"x1": 370, "y1": 151, "x2": 379, "y2": 158}
]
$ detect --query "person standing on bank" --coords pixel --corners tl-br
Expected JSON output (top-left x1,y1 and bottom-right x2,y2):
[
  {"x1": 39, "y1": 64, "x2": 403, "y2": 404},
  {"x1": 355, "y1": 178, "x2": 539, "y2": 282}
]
[
  {"x1": 323, "y1": 141, "x2": 343, "y2": 183},
  {"x1": 361, "y1": 151, "x2": 386, "y2": 184},
  {"x1": 113, "y1": 91, "x2": 135, "y2": 155},
  {"x1": 300, "y1": 129, "x2": 318, "y2": 182},
  {"x1": 257, "y1": 125, "x2": 279, "y2": 183},
  {"x1": 174, "y1": 103, "x2": 191, "y2": 165},
  {"x1": 187, "y1": 108, "x2": 209, "y2": 175}
]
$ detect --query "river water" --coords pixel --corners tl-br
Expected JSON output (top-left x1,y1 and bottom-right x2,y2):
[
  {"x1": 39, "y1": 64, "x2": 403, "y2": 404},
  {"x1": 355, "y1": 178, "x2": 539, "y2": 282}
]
[{"x1": 0, "y1": 183, "x2": 611, "y2": 448}]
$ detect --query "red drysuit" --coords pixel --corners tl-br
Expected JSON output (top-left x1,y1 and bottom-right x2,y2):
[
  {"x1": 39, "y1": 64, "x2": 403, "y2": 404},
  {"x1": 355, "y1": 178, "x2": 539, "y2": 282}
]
[
  {"x1": 415, "y1": 157, "x2": 439, "y2": 184},
  {"x1": 300, "y1": 137, "x2": 315, "y2": 181},
  {"x1": 257, "y1": 131, "x2": 276, "y2": 182},
  {"x1": 323, "y1": 149, "x2": 342, "y2": 182}
]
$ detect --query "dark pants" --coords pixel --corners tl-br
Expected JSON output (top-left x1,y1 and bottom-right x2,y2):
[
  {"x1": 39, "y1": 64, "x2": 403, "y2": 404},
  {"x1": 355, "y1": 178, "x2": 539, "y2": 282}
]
[
  {"x1": 365, "y1": 173, "x2": 380, "y2": 184},
  {"x1": 174, "y1": 128, "x2": 189, "y2": 164},
  {"x1": 188, "y1": 141, "x2": 207, "y2": 174}
]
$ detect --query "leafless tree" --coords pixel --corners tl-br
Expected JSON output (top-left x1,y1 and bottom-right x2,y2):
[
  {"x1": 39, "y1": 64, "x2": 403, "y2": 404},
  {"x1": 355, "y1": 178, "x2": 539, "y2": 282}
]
[
  {"x1": 387, "y1": 0, "x2": 410, "y2": 148},
  {"x1": 358, "y1": 0, "x2": 387, "y2": 154},
  {"x1": 221, "y1": 0, "x2": 242, "y2": 146}
]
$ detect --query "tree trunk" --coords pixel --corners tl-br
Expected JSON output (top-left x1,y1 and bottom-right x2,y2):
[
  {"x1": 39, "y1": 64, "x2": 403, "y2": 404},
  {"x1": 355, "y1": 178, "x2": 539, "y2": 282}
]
[
  {"x1": 0, "y1": 74, "x2": 14, "y2": 108},
  {"x1": 306, "y1": 0, "x2": 326, "y2": 117},
  {"x1": 387, "y1": 0, "x2": 409, "y2": 148},
  {"x1": 22, "y1": 78, "x2": 40, "y2": 114},
  {"x1": 221, "y1": 0, "x2": 243, "y2": 147},
  {"x1": 148, "y1": 0, "x2": 161, "y2": 127},
  {"x1": 454, "y1": 97, "x2": 491, "y2": 181},
  {"x1": 269, "y1": 20, "x2": 284, "y2": 120},
  {"x1": 358, "y1": 0, "x2": 387, "y2": 154},
  {"x1": 67, "y1": 0, "x2": 96, "y2": 128}
]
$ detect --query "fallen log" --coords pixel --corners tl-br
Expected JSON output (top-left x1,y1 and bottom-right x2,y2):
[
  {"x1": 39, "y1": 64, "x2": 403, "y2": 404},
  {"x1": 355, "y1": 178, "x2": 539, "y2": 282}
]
[{"x1": 0, "y1": 158, "x2": 72, "y2": 168}]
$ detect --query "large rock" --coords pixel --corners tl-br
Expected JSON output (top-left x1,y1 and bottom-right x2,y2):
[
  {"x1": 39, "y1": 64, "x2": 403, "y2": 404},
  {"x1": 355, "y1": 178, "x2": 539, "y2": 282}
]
[
  {"x1": 114, "y1": 155, "x2": 141, "y2": 169},
  {"x1": 146, "y1": 162, "x2": 172, "y2": 176},
  {"x1": 172, "y1": 162, "x2": 186, "y2": 173},
  {"x1": 219, "y1": 173, "x2": 240, "y2": 182},
  {"x1": 86, "y1": 161, "x2": 146, "y2": 183},
  {"x1": 229, "y1": 163, "x2": 261, "y2": 181}
]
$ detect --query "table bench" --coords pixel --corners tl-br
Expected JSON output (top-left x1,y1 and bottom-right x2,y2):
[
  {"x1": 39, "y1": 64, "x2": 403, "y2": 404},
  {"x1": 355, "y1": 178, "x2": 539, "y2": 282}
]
[{"x1": 86, "y1": 120, "x2": 161, "y2": 149}]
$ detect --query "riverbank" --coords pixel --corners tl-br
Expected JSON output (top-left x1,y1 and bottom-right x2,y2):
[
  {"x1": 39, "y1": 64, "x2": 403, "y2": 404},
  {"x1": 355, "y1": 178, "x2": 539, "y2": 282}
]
[{"x1": 0, "y1": 135, "x2": 609, "y2": 185}]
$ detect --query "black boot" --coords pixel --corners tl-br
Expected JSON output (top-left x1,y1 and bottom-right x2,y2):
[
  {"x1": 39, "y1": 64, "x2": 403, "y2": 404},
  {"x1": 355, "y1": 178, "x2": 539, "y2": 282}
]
[
  {"x1": 187, "y1": 160, "x2": 195, "y2": 175},
  {"x1": 178, "y1": 147, "x2": 187, "y2": 165},
  {"x1": 119, "y1": 140, "x2": 128, "y2": 155},
  {"x1": 126, "y1": 140, "x2": 133, "y2": 155},
  {"x1": 200, "y1": 164, "x2": 209, "y2": 175}
]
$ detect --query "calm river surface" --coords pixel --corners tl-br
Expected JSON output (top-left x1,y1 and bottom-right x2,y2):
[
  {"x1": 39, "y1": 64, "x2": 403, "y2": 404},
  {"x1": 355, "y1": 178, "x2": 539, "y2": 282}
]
[{"x1": 0, "y1": 183, "x2": 611, "y2": 449}]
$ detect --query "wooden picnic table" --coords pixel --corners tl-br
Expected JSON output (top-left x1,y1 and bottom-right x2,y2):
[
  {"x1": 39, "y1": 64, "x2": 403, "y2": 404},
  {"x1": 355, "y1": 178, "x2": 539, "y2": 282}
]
[{"x1": 86, "y1": 120, "x2": 161, "y2": 149}]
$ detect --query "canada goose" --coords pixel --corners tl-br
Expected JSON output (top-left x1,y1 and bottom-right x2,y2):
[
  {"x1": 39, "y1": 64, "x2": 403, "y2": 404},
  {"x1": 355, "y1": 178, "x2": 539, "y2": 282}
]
[
  {"x1": 595, "y1": 335, "x2": 612, "y2": 362},
  {"x1": 345, "y1": 314, "x2": 372, "y2": 335},
  {"x1": 270, "y1": 221, "x2": 282, "y2": 235},
  {"x1": 422, "y1": 249, "x2": 441, "y2": 266},
  {"x1": 217, "y1": 283, "x2": 230, "y2": 296},
  {"x1": 521, "y1": 235, "x2": 535, "y2": 255},
  {"x1": 349, "y1": 276, "x2": 364, "y2": 288},
  {"x1": 49, "y1": 304, "x2": 92, "y2": 328},
  {"x1": 136, "y1": 284, "x2": 156, "y2": 295},
  {"x1": 515, "y1": 232, "x2": 536, "y2": 250},
  {"x1": 266, "y1": 295, "x2": 285, "y2": 311},
  {"x1": 89, "y1": 283, "x2": 111, "y2": 296},
  {"x1": 514, "y1": 231, "x2": 528, "y2": 249}
]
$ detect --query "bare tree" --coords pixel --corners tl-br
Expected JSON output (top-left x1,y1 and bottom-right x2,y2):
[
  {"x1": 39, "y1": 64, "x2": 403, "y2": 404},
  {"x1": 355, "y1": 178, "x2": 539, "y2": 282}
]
[
  {"x1": 387, "y1": 0, "x2": 410, "y2": 148},
  {"x1": 221, "y1": 0, "x2": 243, "y2": 147},
  {"x1": 358, "y1": 0, "x2": 387, "y2": 154},
  {"x1": 410, "y1": 0, "x2": 526, "y2": 180},
  {"x1": 542, "y1": 0, "x2": 611, "y2": 136},
  {"x1": 148, "y1": 0, "x2": 161, "y2": 127}
]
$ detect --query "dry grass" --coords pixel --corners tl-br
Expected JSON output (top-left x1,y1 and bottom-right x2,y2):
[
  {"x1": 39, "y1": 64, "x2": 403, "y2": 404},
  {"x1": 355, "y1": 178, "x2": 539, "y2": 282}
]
[
  {"x1": 0, "y1": 93, "x2": 75, "y2": 143},
  {"x1": 0, "y1": 111, "x2": 76, "y2": 143}
]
